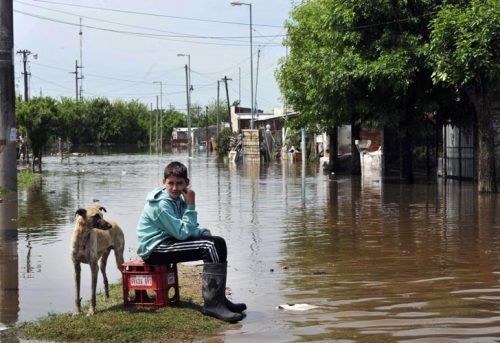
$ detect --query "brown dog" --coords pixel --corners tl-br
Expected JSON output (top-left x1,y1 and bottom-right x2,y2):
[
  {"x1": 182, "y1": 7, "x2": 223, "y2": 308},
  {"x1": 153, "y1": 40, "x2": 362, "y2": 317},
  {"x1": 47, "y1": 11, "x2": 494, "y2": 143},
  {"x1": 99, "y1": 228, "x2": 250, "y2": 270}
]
[{"x1": 70, "y1": 206, "x2": 125, "y2": 315}]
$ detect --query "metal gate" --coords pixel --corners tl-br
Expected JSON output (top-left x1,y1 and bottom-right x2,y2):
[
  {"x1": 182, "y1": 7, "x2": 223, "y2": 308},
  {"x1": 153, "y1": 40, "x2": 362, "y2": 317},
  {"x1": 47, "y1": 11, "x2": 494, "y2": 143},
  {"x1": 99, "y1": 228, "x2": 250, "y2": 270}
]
[{"x1": 443, "y1": 125, "x2": 474, "y2": 179}]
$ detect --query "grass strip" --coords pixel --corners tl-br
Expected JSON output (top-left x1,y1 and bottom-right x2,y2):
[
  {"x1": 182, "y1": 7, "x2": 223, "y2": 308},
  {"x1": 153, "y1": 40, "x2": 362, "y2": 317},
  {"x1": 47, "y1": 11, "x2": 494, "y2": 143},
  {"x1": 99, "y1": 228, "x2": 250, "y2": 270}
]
[
  {"x1": 17, "y1": 170, "x2": 42, "y2": 189},
  {"x1": 4, "y1": 264, "x2": 227, "y2": 342}
]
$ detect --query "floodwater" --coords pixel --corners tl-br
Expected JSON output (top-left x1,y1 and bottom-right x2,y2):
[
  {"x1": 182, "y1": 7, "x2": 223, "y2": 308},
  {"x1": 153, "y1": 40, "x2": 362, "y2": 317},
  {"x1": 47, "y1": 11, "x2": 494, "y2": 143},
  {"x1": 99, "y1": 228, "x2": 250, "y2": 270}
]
[{"x1": 1, "y1": 151, "x2": 500, "y2": 342}]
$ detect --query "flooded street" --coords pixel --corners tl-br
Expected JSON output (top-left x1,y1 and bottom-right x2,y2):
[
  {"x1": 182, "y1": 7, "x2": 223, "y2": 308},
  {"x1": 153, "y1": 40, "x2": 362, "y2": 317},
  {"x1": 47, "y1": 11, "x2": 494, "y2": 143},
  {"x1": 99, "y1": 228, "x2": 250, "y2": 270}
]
[{"x1": 1, "y1": 151, "x2": 500, "y2": 342}]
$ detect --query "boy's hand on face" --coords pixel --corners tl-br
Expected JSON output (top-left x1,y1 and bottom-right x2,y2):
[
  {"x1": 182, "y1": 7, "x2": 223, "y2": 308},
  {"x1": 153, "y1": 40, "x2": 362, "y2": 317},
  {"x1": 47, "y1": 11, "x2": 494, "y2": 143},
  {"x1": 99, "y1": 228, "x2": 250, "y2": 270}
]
[{"x1": 183, "y1": 188, "x2": 195, "y2": 205}]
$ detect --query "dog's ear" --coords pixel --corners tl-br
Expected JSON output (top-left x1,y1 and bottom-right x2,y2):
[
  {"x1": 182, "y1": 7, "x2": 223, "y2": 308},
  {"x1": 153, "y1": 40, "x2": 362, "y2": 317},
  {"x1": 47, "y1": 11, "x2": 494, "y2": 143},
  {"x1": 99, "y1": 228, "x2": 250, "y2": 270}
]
[
  {"x1": 99, "y1": 206, "x2": 107, "y2": 213},
  {"x1": 75, "y1": 208, "x2": 87, "y2": 218}
]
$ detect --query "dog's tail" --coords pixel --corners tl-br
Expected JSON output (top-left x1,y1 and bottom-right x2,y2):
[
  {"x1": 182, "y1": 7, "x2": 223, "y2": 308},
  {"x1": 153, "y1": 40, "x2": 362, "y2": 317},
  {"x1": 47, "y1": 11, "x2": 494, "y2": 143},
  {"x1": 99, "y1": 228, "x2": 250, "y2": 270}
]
[
  {"x1": 114, "y1": 228, "x2": 125, "y2": 272},
  {"x1": 115, "y1": 250, "x2": 125, "y2": 271}
]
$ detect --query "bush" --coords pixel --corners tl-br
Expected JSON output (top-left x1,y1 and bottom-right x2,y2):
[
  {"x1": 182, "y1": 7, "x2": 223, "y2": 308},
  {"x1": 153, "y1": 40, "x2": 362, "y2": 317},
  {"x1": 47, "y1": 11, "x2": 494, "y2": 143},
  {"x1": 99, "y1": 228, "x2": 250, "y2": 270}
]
[{"x1": 215, "y1": 128, "x2": 235, "y2": 156}]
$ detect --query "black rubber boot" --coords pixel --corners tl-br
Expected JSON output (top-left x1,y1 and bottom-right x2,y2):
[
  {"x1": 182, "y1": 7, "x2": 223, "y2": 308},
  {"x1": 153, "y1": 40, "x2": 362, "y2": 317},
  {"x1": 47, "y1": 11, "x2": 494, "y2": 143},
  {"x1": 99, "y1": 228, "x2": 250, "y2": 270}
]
[
  {"x1": 225, "y1": 297, "x2": 247, "y2": 313},
  {"x1": 214, "y1": 262, "x2": 247, "y2": 312},
  {"x1": 202, "y1": 263, "x2": 244, "y2": 323}
]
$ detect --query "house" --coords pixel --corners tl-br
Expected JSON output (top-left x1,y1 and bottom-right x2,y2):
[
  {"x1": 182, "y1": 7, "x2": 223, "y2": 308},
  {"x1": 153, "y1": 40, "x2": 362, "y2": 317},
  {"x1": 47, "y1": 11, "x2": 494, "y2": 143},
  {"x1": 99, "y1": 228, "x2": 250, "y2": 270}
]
[{"x1": 230, "y1": 106, "x2": 297, "y2": 133}]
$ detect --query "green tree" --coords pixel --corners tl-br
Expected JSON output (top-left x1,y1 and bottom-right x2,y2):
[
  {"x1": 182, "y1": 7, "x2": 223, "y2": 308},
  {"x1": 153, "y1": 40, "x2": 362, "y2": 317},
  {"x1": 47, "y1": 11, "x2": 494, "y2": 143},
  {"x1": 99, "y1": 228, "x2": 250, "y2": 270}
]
[
  {"x1": 102, "y1": 100, "x2": 148, "y2": 144},
  {"x1": 56, "y1": 97, "x2": 84, "y2": 144},
  {"x1": 124, "y1": 100, "x2": 149, "y2": 144},
  {"x1": 16, "y1": 97, "x2": 59, "y2": 172},
  {"x1": 206, "y1": 98, "x2": 229, "y2": 128},
  {"x1": 429, "y1": 0, "x2": 500, "y2": 192},
  {"x1": 162, "y1": 107, "x2": 188, "y2": 141},
  {"x1": 84, "y1": 98, "x2": 113, "y2": 145},
  {"x1": 277, "y1": 0, "x2": 450, "y2": 181},
  {"x1": 214, "y1": 127, "x2": 235, "y2": 156}
]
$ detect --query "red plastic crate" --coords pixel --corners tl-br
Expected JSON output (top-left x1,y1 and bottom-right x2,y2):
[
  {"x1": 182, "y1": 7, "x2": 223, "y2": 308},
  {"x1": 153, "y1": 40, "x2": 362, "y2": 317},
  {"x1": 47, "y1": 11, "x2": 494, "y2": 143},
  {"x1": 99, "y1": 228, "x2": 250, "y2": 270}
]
[{"x1": 122, "y1": 260, "x2": 180, "y2": 307}]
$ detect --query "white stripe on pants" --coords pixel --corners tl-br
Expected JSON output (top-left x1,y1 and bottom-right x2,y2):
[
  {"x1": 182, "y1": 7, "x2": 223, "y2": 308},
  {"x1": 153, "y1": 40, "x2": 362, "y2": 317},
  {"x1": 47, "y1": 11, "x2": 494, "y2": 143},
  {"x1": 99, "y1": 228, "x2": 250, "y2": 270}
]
[{"x1": 153, "y1": 239, "x2": 220, "y2": 263}]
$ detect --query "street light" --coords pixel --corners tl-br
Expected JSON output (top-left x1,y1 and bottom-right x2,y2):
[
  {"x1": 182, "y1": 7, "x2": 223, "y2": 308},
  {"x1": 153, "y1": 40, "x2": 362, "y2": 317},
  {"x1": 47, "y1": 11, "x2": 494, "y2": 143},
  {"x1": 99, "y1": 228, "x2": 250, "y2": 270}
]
[
  {"x1": 230, "y1": 1, "x2": 254, "y2": 129},
  {"x1": 177, "y1": 53, "x2": 192, "y2": 150},
  {"x1": 153, "y1": 81, "x2": 163, "y2": 155}
]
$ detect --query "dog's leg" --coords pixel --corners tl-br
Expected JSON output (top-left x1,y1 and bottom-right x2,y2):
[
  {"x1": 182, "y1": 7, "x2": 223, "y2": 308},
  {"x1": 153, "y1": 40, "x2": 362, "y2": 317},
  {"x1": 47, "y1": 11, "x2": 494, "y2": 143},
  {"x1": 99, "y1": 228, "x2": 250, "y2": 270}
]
[
  {"x1": 99, "y1": 250, "x2": 110, "y2": 298},
  {"x1": 74, "y1": 262, "x2": 82, "y2": 315},
  {"x1": 88, "y1": 262, "x2": 99, "y2": 316}
]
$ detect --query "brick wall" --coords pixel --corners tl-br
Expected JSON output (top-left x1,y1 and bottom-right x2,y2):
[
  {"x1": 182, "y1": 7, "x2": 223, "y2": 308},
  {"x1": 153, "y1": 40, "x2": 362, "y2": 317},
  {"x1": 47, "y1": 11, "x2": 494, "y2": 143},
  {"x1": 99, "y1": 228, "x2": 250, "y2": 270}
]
[{"x1": 360, "y1": 128, "x2": 382, "y2": 152}]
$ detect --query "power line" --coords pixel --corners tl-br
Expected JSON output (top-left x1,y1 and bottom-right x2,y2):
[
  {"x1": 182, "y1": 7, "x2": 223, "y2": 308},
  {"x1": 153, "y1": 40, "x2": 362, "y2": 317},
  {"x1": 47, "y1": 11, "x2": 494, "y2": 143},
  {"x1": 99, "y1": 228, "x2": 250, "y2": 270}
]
[
  {"x1": 31, "y1": 74, "x2": 74, "y2": 91},
  {"x1": 14, "y1": 9, "x2": 284, "y2": 47},
  {"x1": 27, "y1": 0, "x2": 284, "y2": 28},
  {"x1": 15, "y1": 0, "x2": 198, "y2": 37},
  {"x1": 28, "y1": 50, "x2": 282, "y2": 100},
  {"x1": 17, "y1": 0, "x2": 284, "y2": 42},
  {"x1": 30, "y1": 61, "x2": 186, "y2": 86}
]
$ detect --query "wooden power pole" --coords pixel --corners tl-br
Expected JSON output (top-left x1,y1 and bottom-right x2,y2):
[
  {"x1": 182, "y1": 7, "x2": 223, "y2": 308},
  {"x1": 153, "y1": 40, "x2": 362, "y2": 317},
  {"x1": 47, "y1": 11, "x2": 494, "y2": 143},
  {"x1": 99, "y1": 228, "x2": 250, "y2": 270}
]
[
  {"x1": 222, "y1": 76, "x2": 232, "y2": 132},
  {"x1": 16, "y1": 49, "x2": 31, "y2": 101},
  {"x1": 0, "y1": 0, "x2": 17, "y2": 192}
]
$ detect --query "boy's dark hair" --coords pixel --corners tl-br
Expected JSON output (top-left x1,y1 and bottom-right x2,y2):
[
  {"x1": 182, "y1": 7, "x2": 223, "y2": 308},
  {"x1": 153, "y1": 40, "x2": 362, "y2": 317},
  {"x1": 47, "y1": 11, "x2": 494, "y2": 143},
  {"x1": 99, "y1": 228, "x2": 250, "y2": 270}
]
[{"x1": 164, "y1": 161, "x2": 188, "y2": 180}]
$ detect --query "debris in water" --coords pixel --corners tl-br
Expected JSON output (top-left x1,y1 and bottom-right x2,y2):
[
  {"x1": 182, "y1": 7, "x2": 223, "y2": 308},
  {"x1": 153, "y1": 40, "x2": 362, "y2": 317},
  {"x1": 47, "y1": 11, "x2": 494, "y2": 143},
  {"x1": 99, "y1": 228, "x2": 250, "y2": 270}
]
[{"x1": 277, "y1": 303, "x2": 318, "y2": 311}]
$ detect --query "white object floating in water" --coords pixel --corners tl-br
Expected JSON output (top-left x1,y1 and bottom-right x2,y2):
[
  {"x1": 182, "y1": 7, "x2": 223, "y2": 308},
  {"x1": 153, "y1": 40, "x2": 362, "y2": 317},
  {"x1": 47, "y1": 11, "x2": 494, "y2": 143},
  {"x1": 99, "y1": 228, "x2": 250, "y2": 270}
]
[{"x1": 277, "y1": 303, "x2": 318, "y2": 311}]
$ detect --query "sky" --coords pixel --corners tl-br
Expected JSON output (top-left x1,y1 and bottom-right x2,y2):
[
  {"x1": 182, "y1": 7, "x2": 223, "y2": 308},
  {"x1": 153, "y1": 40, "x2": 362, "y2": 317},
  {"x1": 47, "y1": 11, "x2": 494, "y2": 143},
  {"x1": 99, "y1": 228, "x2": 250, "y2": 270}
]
[{"x1": 13, "y1": 0, "x2": 293, "y2": 114}]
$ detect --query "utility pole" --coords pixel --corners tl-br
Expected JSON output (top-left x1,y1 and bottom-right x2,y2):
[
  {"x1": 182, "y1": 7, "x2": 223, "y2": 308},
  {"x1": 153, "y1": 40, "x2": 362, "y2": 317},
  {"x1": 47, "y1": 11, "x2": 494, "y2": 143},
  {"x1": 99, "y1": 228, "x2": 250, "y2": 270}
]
[
  {"x1": 238, "y1": 66, "x2": 241, "y2": 104},
  {"x1": 16, "y1": 49, "x2": 32, "y2": 101},
  {"x1": 79, "y1": 17, "x2": 84, "y2": 99},
  {"x1": 75, "y1": 61, "x2": 79, "y2": 100},
  {"x1": 249, "y1": 3, "x2": 254, "y2": 129},
  {"x1": 196, "y1": 106, "x2": 201, "y2": 145},
  {"x1": 183, "y1": 64, "x2": 192, "y2": 152},
  {"x1": 149, "y1": 103, "x2": 153, "y2": 154},
  {"x1": 222, "y1": 76, "x2": 232, "y2": 131},
  {"x1": 205, "y1": 106, "x2": 209, "y2": 157},
  {"x1": 160, "y1": 84, "x2": 163, "y2": 156},
  {"x1": 230, "y1": 1, "x2": 254, "y2": 128},
  {"x1": 153, "y1": 81, "x2": 163, "y2": 155},
  {"x1": 69, "y1": 60, "x2": 83, "y2": 101},
  {"x1": 178, "y1": 54, "x2": 192, "y2": 153},
  {"x1": 216, "y1": 80, "x2": 220, "y2": 135},
  {"x1": 254, "y1": 48, "x2": 261, "y2": 117},
  {"x1": 1, "y1": 0, "x2": 17, "y2": 191},
  {"x1": 155, "y1": 96, "x2": 159, "y2": 152}
]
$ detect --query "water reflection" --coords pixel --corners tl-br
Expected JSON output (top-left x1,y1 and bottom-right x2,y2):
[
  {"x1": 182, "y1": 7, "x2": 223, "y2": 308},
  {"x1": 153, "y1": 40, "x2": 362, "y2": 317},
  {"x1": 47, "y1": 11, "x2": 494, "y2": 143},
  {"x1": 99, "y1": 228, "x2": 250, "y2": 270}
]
[
  {"x1": 280, "y1": 177, "x2": 500, "y2": 342},
  {"x1": 0, "y1": 194, "x2": 19, "y2": 327},
  {"x1": 2, "y1": 153, "x2": 500, "y2": 342},
  {"x1": 19, "y1": 188, "x2": 66, "y2": 240}
]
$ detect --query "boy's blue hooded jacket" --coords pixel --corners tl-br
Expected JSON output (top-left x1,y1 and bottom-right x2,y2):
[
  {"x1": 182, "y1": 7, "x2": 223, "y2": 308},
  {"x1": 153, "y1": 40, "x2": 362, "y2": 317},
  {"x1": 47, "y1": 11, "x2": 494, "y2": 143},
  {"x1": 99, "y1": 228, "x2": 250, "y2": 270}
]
[{"x1": 136, "y1": 186, "x2": 208, "y2": 259}]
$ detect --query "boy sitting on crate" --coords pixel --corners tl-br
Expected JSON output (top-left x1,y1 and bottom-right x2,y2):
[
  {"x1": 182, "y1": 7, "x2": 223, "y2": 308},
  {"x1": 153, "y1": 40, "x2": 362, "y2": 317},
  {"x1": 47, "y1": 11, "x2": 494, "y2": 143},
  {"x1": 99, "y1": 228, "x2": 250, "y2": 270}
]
[{"x1": 136, "y1": 161, "x2": 246, "y2": 323}]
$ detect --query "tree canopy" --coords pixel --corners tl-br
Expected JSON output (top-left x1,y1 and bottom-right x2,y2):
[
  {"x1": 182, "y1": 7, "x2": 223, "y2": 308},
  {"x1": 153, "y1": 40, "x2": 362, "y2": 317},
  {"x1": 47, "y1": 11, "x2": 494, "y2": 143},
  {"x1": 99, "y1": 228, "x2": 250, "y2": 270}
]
[
  {"x1": 277, "y1": 0, "x2": 500, "y2": 190},
  {"x1": 277, "y1": 0, "x2": 441, "y2": 132},
  {"x1": 15, "y1": 97, "x2": 181, "y2": 171},
  {"x1": 16, "y1": 97, "x2": 59, "y2": 171},
  {"x1": 429, "y1": 0, "x2": 500, "y2": 90},
  {"x1": 428, "y1": 0, "x2": 500, "y2": 192}
]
